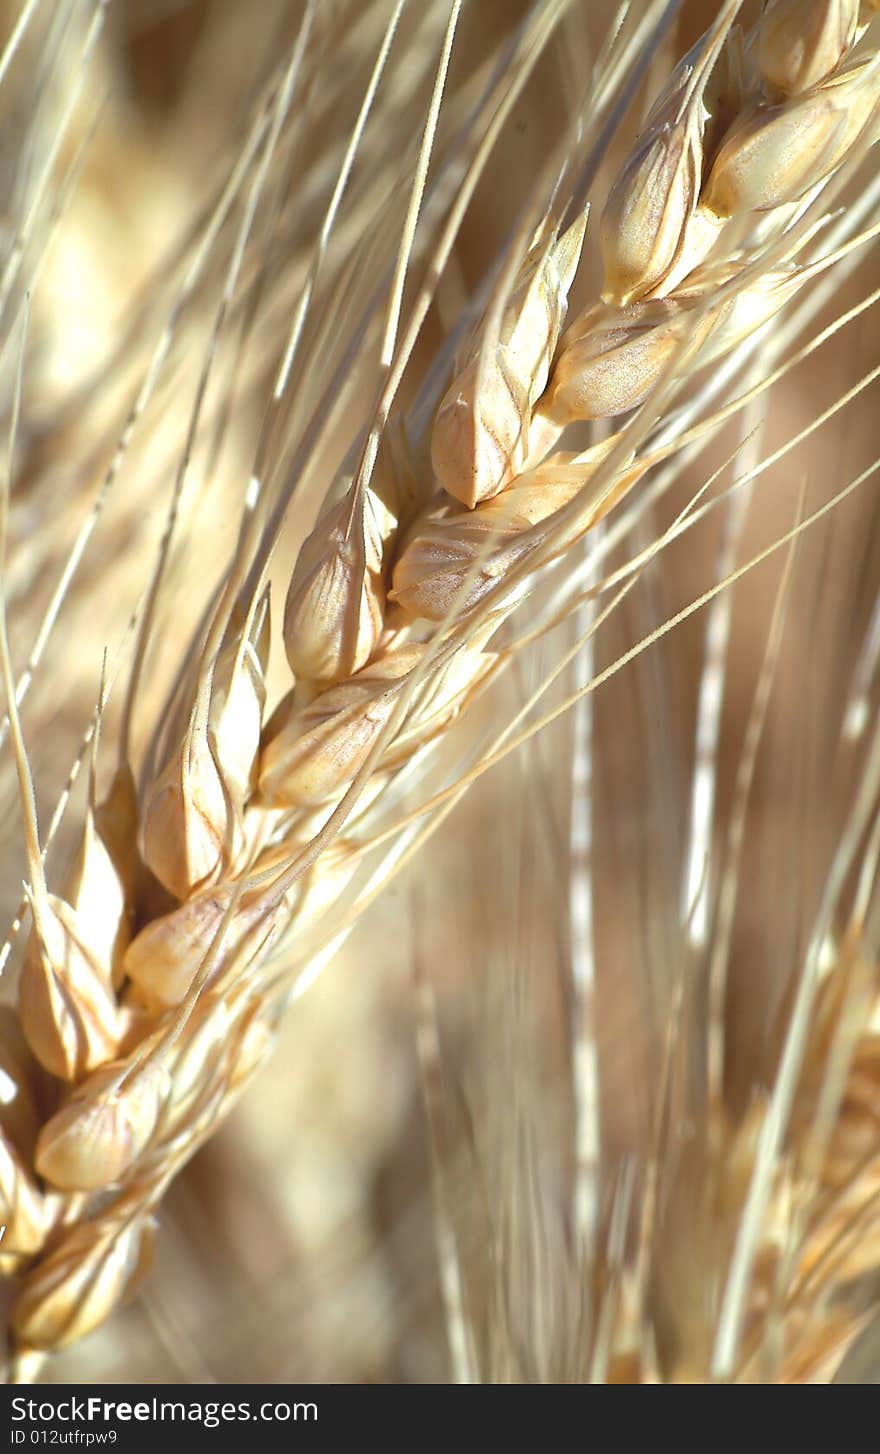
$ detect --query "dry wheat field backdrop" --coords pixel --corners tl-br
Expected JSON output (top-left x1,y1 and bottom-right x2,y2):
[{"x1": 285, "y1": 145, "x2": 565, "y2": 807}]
[{"x1": 0, "y1": 0, "x2": 879, "y2": 1386}]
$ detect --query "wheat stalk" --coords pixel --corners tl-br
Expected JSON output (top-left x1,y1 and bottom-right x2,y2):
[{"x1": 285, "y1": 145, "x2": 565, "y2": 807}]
[{"x1": 1, "y1": 0, "x2": 880, "y2": 1383}]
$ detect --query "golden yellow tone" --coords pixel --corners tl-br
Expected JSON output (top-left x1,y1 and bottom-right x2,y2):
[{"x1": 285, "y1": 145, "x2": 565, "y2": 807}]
[
  {"x1": 10, "y1": 1202, "x2": 155, "y2": 1353},
  {"x1": 283, "y1": 483, "x2": 394, "y2": 685},
  {"x1": 758, "y1": 0, "x2": 860, "y2": 96},
  {"x1": 18, "y1": 897, "x2": 122, "y2": 1082},
  {"x1": 431, "y1": 217, "x2": 586, "y2": 508},
  {"x1": 34, "y1": 1051, "x2": 169, "y2": 1192},
  {"x1": 1, "y1": 0, "x2": 880, "y2": 1388},
  {"x1": 703, "y1": 63, "x2": 878, "y2": 217}
]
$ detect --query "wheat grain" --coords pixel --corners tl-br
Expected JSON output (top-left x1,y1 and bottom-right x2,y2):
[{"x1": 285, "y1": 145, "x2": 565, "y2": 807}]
[
  {"x1": 599, "y1": 0, "x2": 741, "y2": 306},
  {"x1": 704, "y1": 60, "x2": 879, "y2": 217},
  {"x1": 9, "y1": 1190, "x2": 156, "y2": 1353},
  {"x1": 430, "y1": 215, "x2": 587, "y2": 507},
  {"x1": 33, "y1": 1042, "x2": 169, "y2": 1193},
  {"x1": 282, "y1": 479, "x2": 396, "y2": 686},
  {"x1": 758, "y1": 0, "x2": 861, "y2": 96},
  {"x1": 390, "y1": 443, "x2": 649, "y2": 622},
  {"x1": 17, "y1": 895, "x2": 123, "y2": 1083}
]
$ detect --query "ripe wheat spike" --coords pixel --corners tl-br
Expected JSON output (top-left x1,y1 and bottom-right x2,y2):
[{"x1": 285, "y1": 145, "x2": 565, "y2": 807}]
[{"x1": 0, "y1": 0, "x2": 879, "y2": 1384}]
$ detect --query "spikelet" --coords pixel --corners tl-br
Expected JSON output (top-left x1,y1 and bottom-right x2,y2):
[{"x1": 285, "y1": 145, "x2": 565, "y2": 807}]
[
  {"x1": 258, "y1": 647, "x2": 421, "y2": 807},
  {"x1": 283, "y1": 481, "x2": 395, "y2": 686},
  {"x1": 10, "y1": 1198, "x2": 155, "y2": 1351},
  {"x1": 259, "y1": 643, "x2": 493, "y2": 807},
  {"x1": 541, "y1": 296, "x2": 700, "y2": 424},
  {"x1": 64, "y1": 763, "x2": 138, "y2": 989},
  {"x1": 758, "y1": 0, "x2": 860, "y2": 97},
  {"x1": 34, "y1": 1043, "x2": 170, "y2": 1191},
  {"x1": 431, "y1": 216, "x2": 586, "y2": 508},
  {"x1": 2, "y1": 545, "x2": 125, "y2": 1081},
  {"x1": 0, "y1": 1127, "x2": 47, "y2": 1256},
  {"x1": 122, "y1": 881, "x2": 269, "y2": 1008},
  {"x1": 390, "y1": 449, "x2": 600, "y2": 622},
  {"x1": 18, "y1": 893, "x2": 122, "y2": 1081},
  {"x1": 15, "y1": 765, "x2": 136, "y2": 1085},
  {"x1": 600, "y1": 24, "x2": 731, "y2": 304},
  {"x1": 140, "y1": 594, "x2": 270, "y2": 900},
  {"x1": 389, "y1": 512, "x2": 525, "y2": 623},
  {"x1": 703, "y1": 61, "x2": 879, "y2": 218},
  {"x1": 542, "y1": 253, "x2": 815, "y2": 427},
  {"x1": 391, "y1": 445, "x2": 647, "y2": 622},
  {"x1": 209, "y1": 587, "x2": 271, "y2": 809},
  {"x1": 601, "y1": 117, "x2": 704, "y2": 307},
  {"x1": 139, "y1": 726, "x2": 229, "y2": 903}
]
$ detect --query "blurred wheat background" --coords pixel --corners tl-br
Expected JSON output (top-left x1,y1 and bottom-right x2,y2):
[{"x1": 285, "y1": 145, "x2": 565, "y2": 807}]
[{"x1": 1, "y1": 0, "x2": 879, "y2": 1383}]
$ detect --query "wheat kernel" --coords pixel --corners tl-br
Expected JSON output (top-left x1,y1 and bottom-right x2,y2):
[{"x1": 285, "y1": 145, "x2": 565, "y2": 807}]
[
  {"x1": 431, "y1": 216, "x2": 586, "y2": 508},
  {"x1": 758, "y1": 0, "x2": 860, "y2": 97},
  {"x1": 122, "y1": 881, "x2": 271, "y2": 1008},
  {"x1": 141, "y1": 597, "x2": 269, "y2": 901},
  {"x1": 64, "y1": 764, "x2": 138, "y2": 990},
  {"x1": 34, "y1": 1048, "x2": 169, "y2": 1192},
  {"x1": 601, "y1": 115, "x2": 703, "y2": 307},
  {"x1": 391, "y1": 445, "x2": 646, "y2": 622},
  {"x1": 259, "y1": 643, "x2": 492, "y2": 805},
  {"x1": 139, "y1": 731, "x2": 230, "y2": 902},
  {"x1": 541, "y1": 297, "x2": 701, "y2": 424},
  {"x1": 18, "y1": 895, "x2": 122, "y2": 1082},
  {"x1": 283, "y1": 482, "x2": 393, "y2": 685},
  {"x1": 703, "y1": 61, "x2": 878, "y2": 217},
  {"x1": 389, "y1": 512, "x2": 524, "y2": 623},
  {"x1": 10, "y1": 1201, "x2": 155, "y2": 1351},
  {"x1": 389, "y1": 450, "x2": 605, "y2": 623},
  {"x1": 258, "y1": 647, "x2": 420, "y2": 807}
]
